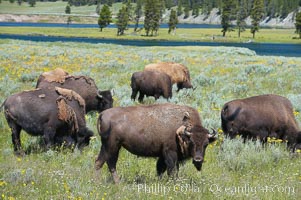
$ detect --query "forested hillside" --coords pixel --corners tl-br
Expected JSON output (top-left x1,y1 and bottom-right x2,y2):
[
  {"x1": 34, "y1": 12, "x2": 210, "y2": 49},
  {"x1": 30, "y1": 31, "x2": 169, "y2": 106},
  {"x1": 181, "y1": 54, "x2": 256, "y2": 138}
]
[{"x1": 3, "y1": 0, "x2": 301, "y2": 19}]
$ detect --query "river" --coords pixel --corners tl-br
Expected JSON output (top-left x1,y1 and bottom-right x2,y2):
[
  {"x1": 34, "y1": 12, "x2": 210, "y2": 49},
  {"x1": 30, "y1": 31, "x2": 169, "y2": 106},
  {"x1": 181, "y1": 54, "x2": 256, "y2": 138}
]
[{"x1": 0, "y1": 22, "x2": 300, "y2": 57}]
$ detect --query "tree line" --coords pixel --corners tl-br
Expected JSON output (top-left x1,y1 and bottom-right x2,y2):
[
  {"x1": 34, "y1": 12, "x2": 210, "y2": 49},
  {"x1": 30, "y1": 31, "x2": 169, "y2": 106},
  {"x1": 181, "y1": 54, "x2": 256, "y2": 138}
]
[{"x1": 2, "y1": 0, "x2": 301, "y2": 38}]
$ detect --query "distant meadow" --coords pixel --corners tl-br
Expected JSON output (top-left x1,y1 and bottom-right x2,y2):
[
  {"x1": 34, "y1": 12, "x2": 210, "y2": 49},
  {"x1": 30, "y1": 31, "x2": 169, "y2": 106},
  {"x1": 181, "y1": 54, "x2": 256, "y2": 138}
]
[{"x1": 0, "y1": 39, "x2": 301, "y2": 199}]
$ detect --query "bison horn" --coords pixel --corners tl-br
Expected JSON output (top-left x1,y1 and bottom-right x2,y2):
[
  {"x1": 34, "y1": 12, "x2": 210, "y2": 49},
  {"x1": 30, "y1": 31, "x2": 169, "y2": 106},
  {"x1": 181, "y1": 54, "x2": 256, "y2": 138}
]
[
  {"x1": 182, "y1": 111, "x2": 190, "y2": 122},
  {"x1": 209, "y1": 128, "x2": 217, "y2": 138},
  {"x1": 185, "y1": 130, "x2": 192, "y2": 136},
  {"x1": 176, "y1": 125, "x2": 191, "y2": 136},
  {"x1": 97, "y1": 90, "x2": 103, "y2": 99},
  {"x1": 111, "y1": 89, "x2": 115, "y2": 96}
]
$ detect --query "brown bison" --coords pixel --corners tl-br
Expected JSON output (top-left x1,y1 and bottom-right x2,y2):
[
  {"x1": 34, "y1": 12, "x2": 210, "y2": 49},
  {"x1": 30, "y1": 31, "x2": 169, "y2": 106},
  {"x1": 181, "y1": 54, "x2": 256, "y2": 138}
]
[
  {"x1": 131, "y1": 70, "x2": 172, "y2": 102},
  {"x1": 36, "y1": 68, "x2": 113, "y2": 113},
  {"x1": 144, "y1": 62, "x2": 193, "y2": 91},
  {"x1": 221, "y1": 94, "x2": 301, "y2": 150},
  {"x1": 2, "y1": 87, "x2": 93, "y2": 154},
  {"x1": 95, "y1": 103, "x2": 216, "y2": 183}
]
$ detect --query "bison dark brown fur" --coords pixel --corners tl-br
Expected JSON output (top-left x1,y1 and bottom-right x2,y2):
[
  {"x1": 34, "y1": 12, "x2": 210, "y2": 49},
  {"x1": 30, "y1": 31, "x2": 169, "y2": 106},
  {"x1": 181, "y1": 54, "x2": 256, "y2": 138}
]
[
  {"x1": 221, "y1": 94, "x2": 301, "y2": 150},
  {"x1": 131, "y1": 70, "x2": 172, "y2": 102},
  {"x1": 95, "y1": 103, "x2": 216, "y2": 183},
  {"x1": 36, "y1": 70, "x2": 113, "y2": 113},
  {"x1": 3, "y1": 88, "x2": 93, "y2": 154}
]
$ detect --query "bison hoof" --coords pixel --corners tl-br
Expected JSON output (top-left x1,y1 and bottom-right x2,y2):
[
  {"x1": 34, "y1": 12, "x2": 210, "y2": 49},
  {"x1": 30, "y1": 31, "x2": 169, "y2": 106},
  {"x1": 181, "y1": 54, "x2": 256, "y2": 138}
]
[
  {"x1": 14, "y1": 150, "x2": 26, "y2": 157},
  {"x1": 95, "y1": 160, "x2": 102, "y2": 170}
]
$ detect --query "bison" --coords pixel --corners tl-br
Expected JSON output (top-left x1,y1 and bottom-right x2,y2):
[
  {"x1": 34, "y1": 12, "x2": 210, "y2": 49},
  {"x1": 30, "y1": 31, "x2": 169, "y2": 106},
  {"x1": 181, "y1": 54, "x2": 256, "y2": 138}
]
[
  {"x1": 131, "y1": 70, "x2": 172, "y2": 102},
  {"x1": 95, "y1": 103, "x2": 216, "y2": 183},
  {"x1": 144, "y1": 62, "x2": 193, "y2": 91},
  {"x1": 221, "y1": 94, "x2": 301, "y2": 150},
  {"x1": 36, "y1": 68, "x2": 113, "y2": 113},
  {"x1": 2, "y1": 87, "x2": 93, "y2": 154}
]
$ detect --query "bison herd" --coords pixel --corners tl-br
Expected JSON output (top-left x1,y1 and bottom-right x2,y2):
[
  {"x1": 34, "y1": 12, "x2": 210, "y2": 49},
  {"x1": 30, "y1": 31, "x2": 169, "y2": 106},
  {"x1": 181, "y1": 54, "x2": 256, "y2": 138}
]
[{"x1": 2, "y1": 63, "x2": 301, "y2": 184}]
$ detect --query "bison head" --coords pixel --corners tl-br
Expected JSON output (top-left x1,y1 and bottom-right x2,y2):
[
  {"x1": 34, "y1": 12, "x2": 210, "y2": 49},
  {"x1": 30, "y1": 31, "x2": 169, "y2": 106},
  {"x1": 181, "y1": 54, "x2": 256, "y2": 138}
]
[
  {"x1": 176, "y1": 113, "x2": 216, "y2": 171},
  {"x1": 97, "y1": 90, "x2": 113, "y2": 112}
]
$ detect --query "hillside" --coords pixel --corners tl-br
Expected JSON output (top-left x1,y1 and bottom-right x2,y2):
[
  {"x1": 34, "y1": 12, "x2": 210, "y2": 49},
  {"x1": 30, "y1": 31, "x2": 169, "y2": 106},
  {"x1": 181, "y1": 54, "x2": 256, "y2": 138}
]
[{"x1": 0, "y1": 1, "x2": 299, "y2": 28}]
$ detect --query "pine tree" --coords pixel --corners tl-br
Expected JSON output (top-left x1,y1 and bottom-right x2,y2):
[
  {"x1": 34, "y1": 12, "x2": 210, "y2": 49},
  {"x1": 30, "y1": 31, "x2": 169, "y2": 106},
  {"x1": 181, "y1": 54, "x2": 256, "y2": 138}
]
[
  {"x1": 177, "y1": 0, "x2": 183, "y2": 16},
  {"x1": 28, "y1": 0, "x2": 36, "y2": 7},
  {"x1": 250, "y1": 0, "x2": 264, "y2": 38},
  {"x1": 236, "y1": 0, "x2": 247, "y2": 38},
  {"x1": 98, "y1": 4, "x2": 112, "y2": 32},
  {"x1": 116, "y1": 6, "x2": 129, "y2": 36},
  {"x1": 295, "y1": 12, "x2": 301, "y2": 39},
  {"x1": 134, "y1": 0, "x2": 143, "y2": 32},
  {"x1": 168, "y1": 9, "x2": 178, "y2": 34},
  {"x1": 221, "y1": 0, "x2": 236, "y2": 37},
  {"x1": 65, "y1": 4, "x2": 71, "y2": 14},
  {"x1": 144, "y1": 0, "x2": 163, "y2": 36},
  {"x1": 184, "y1": 5, "x2": 190, "y2": 19}
]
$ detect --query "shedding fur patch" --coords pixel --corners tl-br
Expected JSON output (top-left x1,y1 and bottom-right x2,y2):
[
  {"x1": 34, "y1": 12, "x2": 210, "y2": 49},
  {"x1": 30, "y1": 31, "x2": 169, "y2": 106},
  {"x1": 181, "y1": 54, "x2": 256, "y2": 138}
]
[
  {"x1": 55, "y1": 87, "x2": 85, "y2": 109},
  {"x1": 176, "y1": 111, "x2": 193, "y2": 155},
  {"x1": 56, "y1": 96, "x2": 79, "y2": 134},
  {"x1": 42, "y1": 68, "x2": 69, "y2": 83}
]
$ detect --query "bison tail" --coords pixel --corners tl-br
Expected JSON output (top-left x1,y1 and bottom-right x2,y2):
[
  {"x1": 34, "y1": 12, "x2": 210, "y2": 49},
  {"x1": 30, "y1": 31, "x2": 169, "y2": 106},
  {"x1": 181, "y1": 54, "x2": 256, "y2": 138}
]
[
  {"x1": 0, "y1": 99, "x2": 7, "y2": 111},
  {"x1": 97, "y1": 113, "x2": 111, "y2": 139}
]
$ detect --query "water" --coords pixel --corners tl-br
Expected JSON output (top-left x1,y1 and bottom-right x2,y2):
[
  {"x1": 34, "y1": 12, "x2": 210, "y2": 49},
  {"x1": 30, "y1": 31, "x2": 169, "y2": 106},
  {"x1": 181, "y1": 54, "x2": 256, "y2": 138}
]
[
  {"x1": 0, "y1": 22, "x2": 300, "y2": 57},
  {"x1": 0, "y1": 34, "x2": 300, "y2": 57}
]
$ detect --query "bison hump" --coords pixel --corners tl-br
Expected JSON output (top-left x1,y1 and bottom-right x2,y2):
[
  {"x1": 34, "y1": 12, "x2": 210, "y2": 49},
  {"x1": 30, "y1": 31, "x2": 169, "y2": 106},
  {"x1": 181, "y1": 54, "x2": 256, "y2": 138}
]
[
  {"x1": 56, "y1": 96, "x2": 79, "y2": 134},
  {"x1": 42, "y1": 68, "x2": 69, "y2": 83},
  {"x1": 55, "y1": 87, "x2": 85, "y2": 109}
]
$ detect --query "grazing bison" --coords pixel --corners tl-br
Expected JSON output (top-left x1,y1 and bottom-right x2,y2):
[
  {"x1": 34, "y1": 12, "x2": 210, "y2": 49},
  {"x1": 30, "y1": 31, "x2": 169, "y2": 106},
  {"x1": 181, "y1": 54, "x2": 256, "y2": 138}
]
[
  {"x1": 2, "y1": 87, "x2": 93, "y2": 154},
  {"x1": 95, "y1": 103, "x2": 216, "y2": 183},
  {"x1": 144, "y1": 62, "x2": 193, "y2": 91},
  {"x1": 221, "y1": 94, "x2": 301, "y2": 150},
  {"x1": 36, "y1": 68, "x2": 113, "y2": 113},
  {"x1": 131, "y1": 70, "x2": 172, "y2": 102}
]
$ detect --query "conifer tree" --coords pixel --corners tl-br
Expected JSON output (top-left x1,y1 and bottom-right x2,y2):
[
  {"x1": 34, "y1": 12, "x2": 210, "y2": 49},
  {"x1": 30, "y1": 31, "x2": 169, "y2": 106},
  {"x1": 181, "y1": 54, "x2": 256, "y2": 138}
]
[
  {"x1": 98, "y1": 4, "x2": 112, "y2": 32},
  {"x1": 144, "y1": 0, "x2": 163, "y2": 36},
  {"x1": 134, "y1": 0, "x2": 143, "y2": 32},
  {"x1": 250, "y1": 0, "x2": 264, "y2": 38},
  {"x1": 116, "y1": 6, "x2": 129, "y2": 36},
  {"x1": 28, "y1": 0, "x2": 36, "y2": 7},
  {"x1": 168, "y1": 9, "x2": 178, "y2": 34},
  {"x1": 65, "y1": 4, "x2": 71, "y2": 14},
  {"x1": 177, "y1": 0, "x2": 183, "y2": 16},
  {"x1": 295, "y1": 12, "x2": 301, "y2": 39},
  {"x1": 236, "y1": 0, "x2": 247, "y2": 38},
  {"x1": 221, "y1": 0, "x2": 236, "y2": 37}
]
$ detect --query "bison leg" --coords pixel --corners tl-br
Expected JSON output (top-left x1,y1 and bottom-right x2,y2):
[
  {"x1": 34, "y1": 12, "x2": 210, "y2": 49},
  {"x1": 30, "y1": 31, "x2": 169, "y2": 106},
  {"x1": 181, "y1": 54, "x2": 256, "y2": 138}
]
[
  {"x1": 163, "y1": 150, "x2": 178, "y2": 177},
  {"x1": 131, "y1": 89, "x2": 138, "y2": 101},
  {"x1": 9, "y1": 122, "x2": 22, "y2": 154},
  {"x1": 106, "y1": 151, "x2": 120, "y2": 184},
  {"x1": 138, "y1": 93, "x2": 144, "y2": 102},
  {"x1": 176, "y1": 83, "x2": 183, "y2": 92},
  {"x1": 156, "y1": 156, "x2": 167, "y2": 179},
  {"x1": 95, "y1": 140, "x2": 121, "y2": 184},
  {"x1": 95, "y1": 145, "x2": 108, "y2": 170},
  {"x1": 43, "y1": 126, "x2": 56, "y2": 149}
]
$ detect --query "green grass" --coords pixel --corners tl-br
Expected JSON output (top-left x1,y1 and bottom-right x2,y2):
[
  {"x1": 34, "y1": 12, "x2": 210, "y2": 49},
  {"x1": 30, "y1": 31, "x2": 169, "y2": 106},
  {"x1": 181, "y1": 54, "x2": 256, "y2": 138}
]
[
  {"x1": 0, "y1": 39, "x2": 301, "y2": 199},
  {"x1": 0, "y1": 26, "x2": 300, "y2": 43},
  {"x1": 0, "y1": 1, "x2": 97, "y2": 15}
]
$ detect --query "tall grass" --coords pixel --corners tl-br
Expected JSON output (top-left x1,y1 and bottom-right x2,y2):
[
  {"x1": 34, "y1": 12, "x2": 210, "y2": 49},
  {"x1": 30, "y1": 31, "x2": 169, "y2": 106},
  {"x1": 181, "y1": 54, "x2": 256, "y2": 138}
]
[{"x1": 0, "y1": 39, "x2": 301, "y2": 199}]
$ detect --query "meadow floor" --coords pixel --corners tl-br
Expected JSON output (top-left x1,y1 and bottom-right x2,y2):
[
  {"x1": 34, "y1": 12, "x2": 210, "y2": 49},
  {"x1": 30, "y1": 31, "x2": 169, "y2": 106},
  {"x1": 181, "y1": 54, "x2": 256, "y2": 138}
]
[{"x1": 0, "y1": 39, "x2": 301, "y2": 199}]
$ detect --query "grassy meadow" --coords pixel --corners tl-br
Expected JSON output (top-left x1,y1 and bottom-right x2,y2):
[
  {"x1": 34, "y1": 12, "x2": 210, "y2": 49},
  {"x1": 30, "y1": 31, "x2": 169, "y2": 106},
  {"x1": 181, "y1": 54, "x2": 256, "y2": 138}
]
[
  {"x1": 0, "y1": 26, "x2": 299, "y2": 44},
  {"x1": 0, "y1": 39, "x2": 301, "y2": 199}
]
